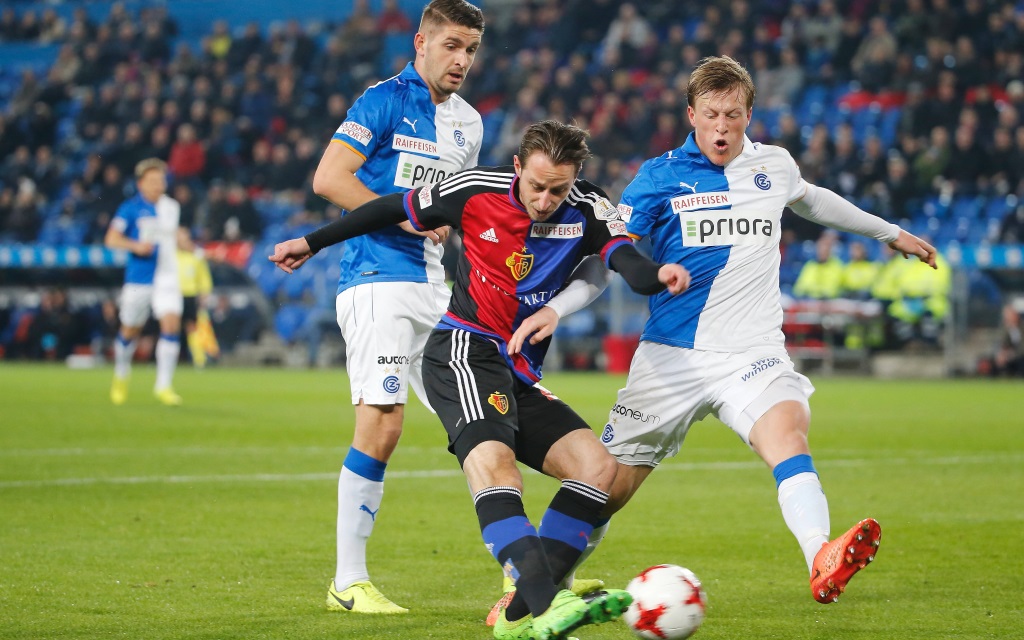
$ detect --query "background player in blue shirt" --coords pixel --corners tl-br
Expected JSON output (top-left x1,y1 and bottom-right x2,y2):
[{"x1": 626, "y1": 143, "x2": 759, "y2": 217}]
[
  {"x1": 310, "y1": 0, "x2": 485, "y2": 614},
  {"x1": 104, "y1": 158, "x2": 187, "y2": 407}
]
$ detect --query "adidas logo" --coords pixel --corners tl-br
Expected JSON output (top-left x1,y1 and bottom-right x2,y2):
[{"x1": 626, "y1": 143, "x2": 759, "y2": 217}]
[{"x1": 479, "y1": 228, "x2": 499, "y2": 243}]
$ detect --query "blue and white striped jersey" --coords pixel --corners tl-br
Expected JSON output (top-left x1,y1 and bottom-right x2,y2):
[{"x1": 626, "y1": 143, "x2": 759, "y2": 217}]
[
  {"x1": 621, "y1": 133, "x2": 805, "y2": 352},
  {"x1": 110, "y1": 193, "x2": 181, "y2": 288},
  {"x1": 330, "y1": 62, "x2": 482, "y2": 293}
]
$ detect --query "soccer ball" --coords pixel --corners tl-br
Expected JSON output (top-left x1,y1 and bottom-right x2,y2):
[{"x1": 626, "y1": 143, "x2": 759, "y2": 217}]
[{"x1": 623, "y1": 564, "x2": 707, "y2": 639}]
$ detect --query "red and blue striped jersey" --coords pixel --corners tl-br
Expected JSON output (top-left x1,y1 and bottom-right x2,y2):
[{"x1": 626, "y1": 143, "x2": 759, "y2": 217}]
[{"x1": 403, "y1": 165, "x2": 632, "y2": 382}]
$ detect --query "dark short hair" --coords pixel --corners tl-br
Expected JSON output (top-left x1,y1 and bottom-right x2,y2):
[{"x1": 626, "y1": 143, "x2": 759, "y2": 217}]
[
  {"x1": 518, "y1": 120, "x2": 591, "y2": 174},
  {"x1": 420, "y1": 0, "x2": 485, "y2": 33},
  {"x1": 687, "y1": 55, "x2": 756, "y2": 110}
]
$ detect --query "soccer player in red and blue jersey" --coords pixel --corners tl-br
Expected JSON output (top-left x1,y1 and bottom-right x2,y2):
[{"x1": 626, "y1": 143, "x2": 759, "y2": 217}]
[{"x1": 271, "y1": 120, "x2": 690, "y2": 640}]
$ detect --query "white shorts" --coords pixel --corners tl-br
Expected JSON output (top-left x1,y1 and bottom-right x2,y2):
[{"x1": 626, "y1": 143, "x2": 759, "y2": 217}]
[
  {"x1": 601, "y1": 342, "x2": 815, "y2": 466},
  {"x1": 336, "y1": 281, "x2": 450, "y2": 407},
  {"x1": 118, "y1": 283, "x2": 184, "y2": 328}
]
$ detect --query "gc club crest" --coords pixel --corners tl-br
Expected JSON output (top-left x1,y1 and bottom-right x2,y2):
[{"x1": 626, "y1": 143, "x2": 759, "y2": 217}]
[
  {"x1": 488, "y1": 392, "x2": 509, "y2": 415},
  {"x1": 505, "y1": 248, "x2": 534, "y2": 281}
]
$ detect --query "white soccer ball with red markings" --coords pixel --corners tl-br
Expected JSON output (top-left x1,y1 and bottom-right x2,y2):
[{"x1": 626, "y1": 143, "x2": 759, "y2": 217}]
[{"x1": 623, "y1": 564, "x2": 707, "y2": 639}]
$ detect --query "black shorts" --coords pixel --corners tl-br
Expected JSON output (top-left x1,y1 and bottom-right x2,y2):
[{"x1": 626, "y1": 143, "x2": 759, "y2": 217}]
[
  {"x1": 423, "y1": 328, "x2": 589, "y2": 471},
  {"x1": 182, "y1": 296, "x2": 198, "y2": 325}
]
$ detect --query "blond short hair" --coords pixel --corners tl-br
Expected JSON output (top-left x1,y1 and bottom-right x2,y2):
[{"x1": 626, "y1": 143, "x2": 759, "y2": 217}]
[
  {"x1": 687, "y1": 56, "x2": 756, "y2": 111},
  {"x1": 134, "y1": 157, "x2": 167, "y2": 180}
]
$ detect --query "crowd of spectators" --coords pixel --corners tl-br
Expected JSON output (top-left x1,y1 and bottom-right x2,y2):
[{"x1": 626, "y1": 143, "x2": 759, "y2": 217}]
[
  {"x1": 787, "y1": 231, "x2": 950, "y2": 350},
  {"x1": 0, "y1": 0, "x2": 1023, "y2": 248},
  {"x1": 1, "y1": 0, "x2": 1024, "y2": 360}
]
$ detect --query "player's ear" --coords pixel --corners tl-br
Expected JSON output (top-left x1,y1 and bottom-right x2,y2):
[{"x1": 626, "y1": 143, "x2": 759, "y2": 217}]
[
  {"x1": 513, "y1": 155, "x2": 522, "y2": 176},
  {"x1": 413, "y1": 31, "x2": 426, "y2": 56}
]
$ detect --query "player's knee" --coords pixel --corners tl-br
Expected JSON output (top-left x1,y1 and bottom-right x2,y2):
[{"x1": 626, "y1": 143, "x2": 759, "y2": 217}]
[
  {"x1": 574, "y1": 450, "x2": 618, "y2": 492},
  {"x1": 354, "y1": 406, "x2": 404, "y2": 449},
  {"x1": 604, "y1": 463, "x2": 643, "y2": 515}
]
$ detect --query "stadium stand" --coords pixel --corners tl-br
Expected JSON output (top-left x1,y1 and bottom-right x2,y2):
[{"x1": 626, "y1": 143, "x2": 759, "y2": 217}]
[{"x1": 1, "y1": 0, "x2": 1022, "y2": 373}]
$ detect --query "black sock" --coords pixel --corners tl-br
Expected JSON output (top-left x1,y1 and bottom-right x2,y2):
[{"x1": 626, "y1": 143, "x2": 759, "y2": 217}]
[
  {"x1": 506, "y1": 479, "x2": 609, "y2": 620},
  {"x1": 475, "y1": 486, "x2": 558, "y2": 619}
]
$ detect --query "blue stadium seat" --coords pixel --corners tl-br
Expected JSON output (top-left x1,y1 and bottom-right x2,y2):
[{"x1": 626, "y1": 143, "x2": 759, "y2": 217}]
[
  {"x1": 985, "y1": 196, "x2": 1013, "y2": 221},
  {"x1": 280, "y1": 267, "x2": 315, "y2": 300},
  {"x1": 380, "y1": 32, "x2": 412, "y2": 77},
  {"x1": 248, "y1": 260, "x2": 283, "y2": 299},
  {"x1": 878, "y1": 108, "x2": 901, "y2": 146},
  {"x1": 921, "y1": 195, "x2": 950, "y2": 219},
  {"x1": 274, "y1": 303, "x2": 308, "y2": 342},
  {"x1": 951, "y1": 196, "x2": 985, "y2": 220}
]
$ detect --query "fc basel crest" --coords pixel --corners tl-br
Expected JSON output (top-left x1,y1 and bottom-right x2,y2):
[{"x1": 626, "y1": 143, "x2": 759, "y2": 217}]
[
  {"x1": 505, "y1": 248, "x2": 534, "y2": 281},
  {"x1": 488, "y1": 392, "x2": 509, "y2": 414}
]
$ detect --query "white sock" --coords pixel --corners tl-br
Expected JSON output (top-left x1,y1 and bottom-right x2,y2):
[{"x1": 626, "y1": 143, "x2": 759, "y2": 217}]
[
  {"x1": 114, "y1": 336, "x2": 137, "y2": 379},
  {"x1": 335, "y1": 466, "x2": 384, "y2": 590},
  {"x1": 154, "y1": 336, "x2": 180, "y2": 391},
  {"x1": 778, "y1": 472, "x2": 831, "y2": 572},
  {"x1": 561, "y1": 519, "x2": 610, "y2": 589}
]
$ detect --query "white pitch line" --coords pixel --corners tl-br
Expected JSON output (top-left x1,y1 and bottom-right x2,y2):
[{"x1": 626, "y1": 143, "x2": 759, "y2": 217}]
[
  {"x1": 1, "y1": 453, "x2": 1021, "y2": 489},
  {"x1": 0, "y1": 445, "x2": 445, "y2": 457}
]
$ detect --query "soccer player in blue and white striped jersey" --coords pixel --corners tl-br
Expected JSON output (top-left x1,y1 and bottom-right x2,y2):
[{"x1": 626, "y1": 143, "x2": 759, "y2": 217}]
[
  {"x1": 537, "y1": 56, "x2": 937, "y2": 605},
  {"x1": 311, "y1": 0, "x2": 485, "y2": 615},
  {"x1": 105, "y1": 158, "x2": 186, "y2": 407}
]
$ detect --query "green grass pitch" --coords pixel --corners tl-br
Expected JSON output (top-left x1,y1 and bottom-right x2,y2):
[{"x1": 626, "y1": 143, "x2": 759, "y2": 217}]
[{"x1": 1, "y1": 364, "x2": 1022, "y2": 639}]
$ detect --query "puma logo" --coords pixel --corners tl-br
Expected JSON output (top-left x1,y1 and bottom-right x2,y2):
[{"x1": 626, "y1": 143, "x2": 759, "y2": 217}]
[
  {"x1": 402, "y1": 117, "x2": 418, "y2": 133},
  {"x1": 359, "y1": 504, "x2": 379, "y2": 521},
  {"x1": 679, "y1": 181, "x2": 698, "y2": 193}
]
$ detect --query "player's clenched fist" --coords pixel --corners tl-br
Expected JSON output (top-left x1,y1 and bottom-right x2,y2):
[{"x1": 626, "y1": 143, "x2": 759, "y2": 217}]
[
  {"x1": 269, "y1": 238, "x2": 313, "y2": 274},
  {"x1": 658, "y1": 263, "x2": 691, "y2": 294}
]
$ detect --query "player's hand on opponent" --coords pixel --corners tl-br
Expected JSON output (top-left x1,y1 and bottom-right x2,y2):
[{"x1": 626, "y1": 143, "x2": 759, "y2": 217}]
[
  {"x1": 399, "y1": 220, "x2": 451, "y2": 245},
  {"x1": 269, "y1": 237, "x2": 314, "y2": 274},
  {"x1": 134, "y1": 241, "x2": 155, "y2": 257},
  {"x1": 659, "y1": 263, "x2": 691, "y2": 294},
  {"x1": 508, "y1": 306, "x2": 559, "y2": 355},
  {"x1": 889, "y1": 230, "x2": 938, "y2": 269}
]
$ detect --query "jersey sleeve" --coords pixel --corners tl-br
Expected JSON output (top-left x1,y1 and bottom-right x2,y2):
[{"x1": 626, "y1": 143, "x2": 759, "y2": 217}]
[
  {"x1": 620, "y1": 159, "x2": 662, "y2": 240},
  {"x1": 577, "y1": 181, "x2": 634, "y2": 266},
  {"x1": 403, "y1": 174, "x2": 471, "y2": 231},
  {"x1": 109, "y1": 201, "x2": 133, "y2": 233},
  {"x1": 783, "y1": 148, "x2": 808, "y2": 204},
  {"x1": 330, "y1": 83, "x2": 398, "y2": 160}
]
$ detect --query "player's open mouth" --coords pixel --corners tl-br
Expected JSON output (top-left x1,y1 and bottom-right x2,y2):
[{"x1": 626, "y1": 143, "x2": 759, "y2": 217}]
[
  {"x1": 448, "y1": 71, "x2": 463, "y2": 83},
  {"x1": 714, "y1": 138, "x2": 728, "y2": 151}
]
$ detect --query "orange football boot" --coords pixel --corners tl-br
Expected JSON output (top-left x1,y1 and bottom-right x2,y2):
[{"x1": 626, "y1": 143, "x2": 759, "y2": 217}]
[
  {"x1": 486, "y1": 590, "x2": 516, "y2": 627},
  {"x1": 810, "y1": 518, "x2": 881, "y2": 603}
]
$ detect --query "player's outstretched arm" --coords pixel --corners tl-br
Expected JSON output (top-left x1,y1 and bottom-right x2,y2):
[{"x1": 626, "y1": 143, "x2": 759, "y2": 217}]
[
  {"x1": 609, "y1": 244, "x2": 691, "y2": 295},
  {"x1": 268, "y1": 192, "x2": 408, "y2": 273},
  {"x1": 889, "y1": 230, "x2": 938, "y2": 269}
]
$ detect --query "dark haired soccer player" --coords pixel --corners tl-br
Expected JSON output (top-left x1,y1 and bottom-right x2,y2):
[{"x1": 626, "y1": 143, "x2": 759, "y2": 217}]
[
  {"x1": 311, "y1": 0, "x2": 484, "y2": 613},
  {"x1": 272, "y1": 120, "x2": 690, "y2": 640}
]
